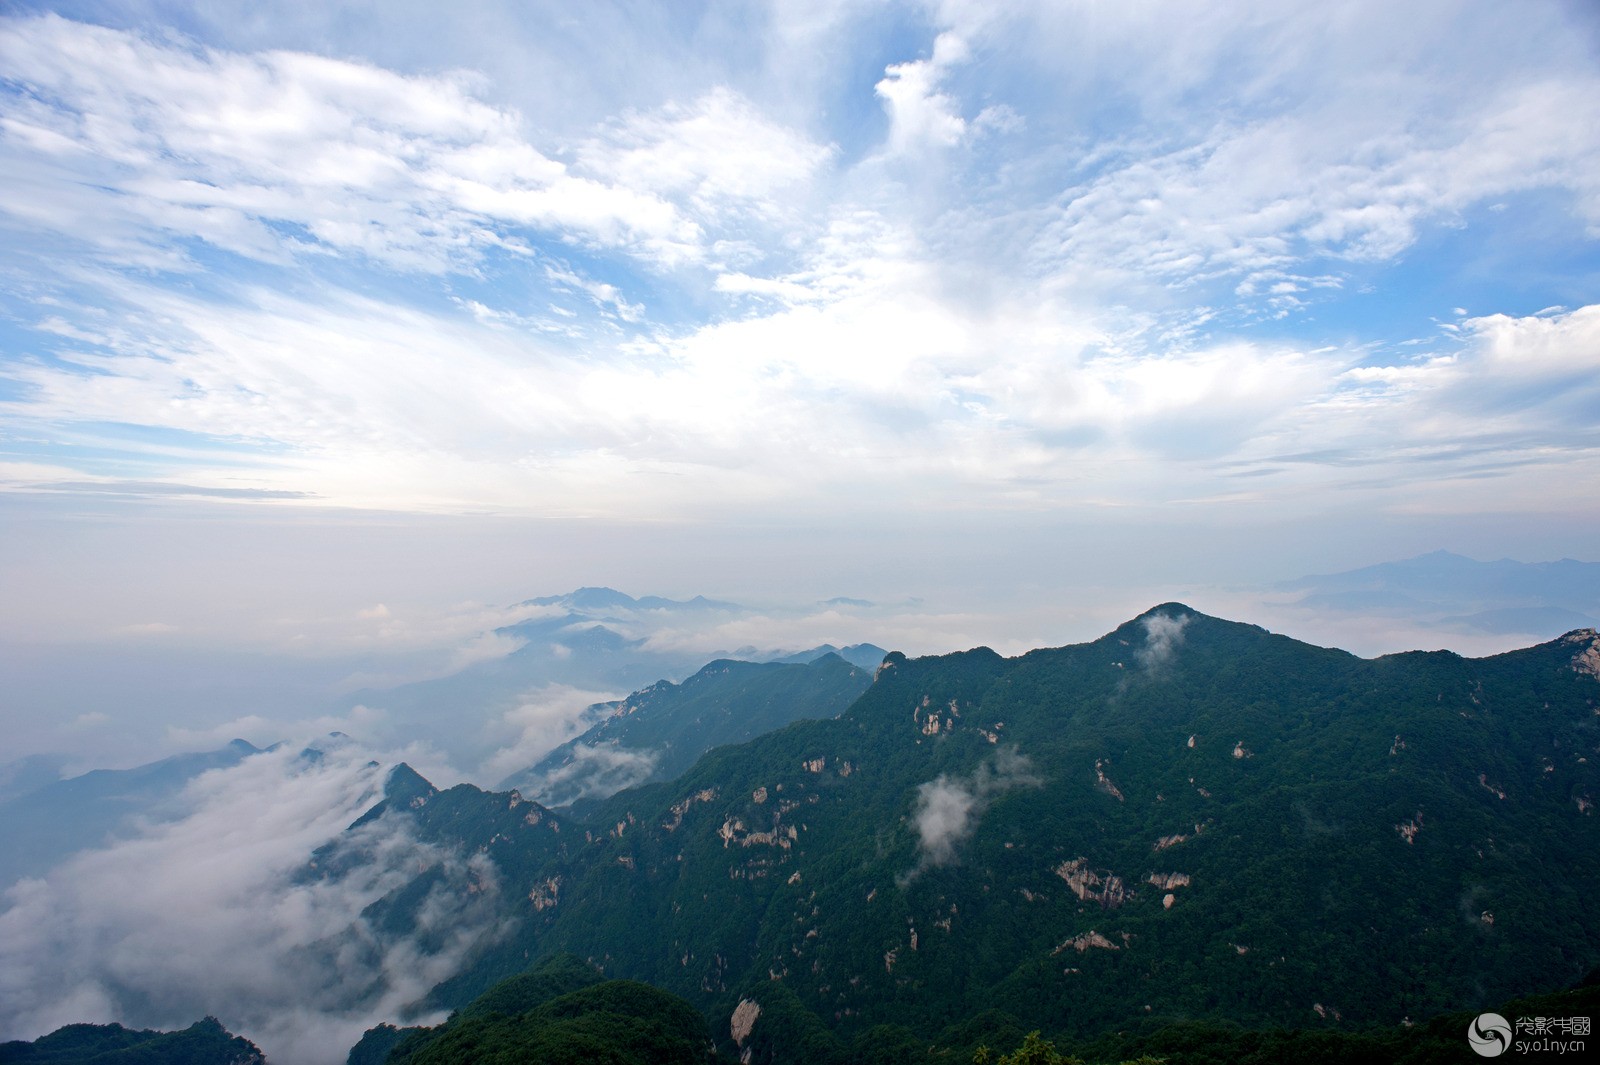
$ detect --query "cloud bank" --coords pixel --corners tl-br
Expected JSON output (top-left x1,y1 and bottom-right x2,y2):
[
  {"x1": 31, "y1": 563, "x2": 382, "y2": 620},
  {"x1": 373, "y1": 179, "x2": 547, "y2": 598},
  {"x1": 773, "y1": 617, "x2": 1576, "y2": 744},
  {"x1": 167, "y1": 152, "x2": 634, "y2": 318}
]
[{"x1": 0, "y1": 744, "x2": 510, "y2": 1065}]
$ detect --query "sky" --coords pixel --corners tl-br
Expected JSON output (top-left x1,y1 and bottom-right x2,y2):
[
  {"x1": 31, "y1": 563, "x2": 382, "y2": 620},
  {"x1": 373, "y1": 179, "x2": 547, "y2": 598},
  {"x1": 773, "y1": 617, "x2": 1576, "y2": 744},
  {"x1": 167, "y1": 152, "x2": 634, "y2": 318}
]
[{"x1": 3, "y1": 1, "x2": 1600, "y2": 765}]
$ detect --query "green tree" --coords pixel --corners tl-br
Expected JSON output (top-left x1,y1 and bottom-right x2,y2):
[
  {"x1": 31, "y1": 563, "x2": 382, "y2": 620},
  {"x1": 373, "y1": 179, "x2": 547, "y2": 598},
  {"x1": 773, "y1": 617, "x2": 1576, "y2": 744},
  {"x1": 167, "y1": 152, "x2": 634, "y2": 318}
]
[{"x1": 973, "y1": 1031, "x2": 1082, "y2": 1065}]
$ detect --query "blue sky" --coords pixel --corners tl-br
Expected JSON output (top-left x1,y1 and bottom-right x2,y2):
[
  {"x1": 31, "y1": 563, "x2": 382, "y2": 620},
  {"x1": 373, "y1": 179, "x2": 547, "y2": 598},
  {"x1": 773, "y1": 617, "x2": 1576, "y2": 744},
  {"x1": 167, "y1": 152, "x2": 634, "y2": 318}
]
[{"x1": 1, "y1": 0, "x2": 1598, "y2": 670}]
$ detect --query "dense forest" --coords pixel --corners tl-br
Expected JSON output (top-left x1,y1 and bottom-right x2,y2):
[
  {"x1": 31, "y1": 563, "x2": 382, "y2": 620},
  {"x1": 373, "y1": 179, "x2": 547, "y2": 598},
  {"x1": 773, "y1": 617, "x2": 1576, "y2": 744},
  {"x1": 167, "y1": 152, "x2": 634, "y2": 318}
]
[{"x1": 332, "y1": 607, "x2": 1599, "y2": 1059}]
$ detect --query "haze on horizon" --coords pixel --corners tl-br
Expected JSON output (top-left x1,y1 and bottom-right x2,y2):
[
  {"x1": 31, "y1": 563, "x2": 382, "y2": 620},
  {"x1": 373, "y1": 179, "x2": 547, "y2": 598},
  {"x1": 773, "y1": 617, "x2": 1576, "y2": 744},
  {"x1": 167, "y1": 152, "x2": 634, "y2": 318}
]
[{"x1": 2, "y1": 1, "x2": 1599, "y2": 770}]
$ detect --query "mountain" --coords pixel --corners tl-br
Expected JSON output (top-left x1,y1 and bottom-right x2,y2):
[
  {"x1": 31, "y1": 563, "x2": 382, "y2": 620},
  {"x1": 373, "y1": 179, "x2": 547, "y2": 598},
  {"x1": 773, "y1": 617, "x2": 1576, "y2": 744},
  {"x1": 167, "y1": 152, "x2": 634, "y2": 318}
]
[
  {"x1": 1280, "y1": 550, "x2": 1600, "y2": 634},
  {"x1": 349, "y1": 953, "x2": 719, "y2": 1065},
  {"x1": 522, "y1": 587, "x2": 743, "y2": 613},
  {"x1": 0, "y1": 754, "x2": 72, "y2": 804},
  {"x1": 765, "y1": 644, "x2": 889, "y2": 670},
  {"x1": 333, "y1": 589, "x2": 769, "y2": 770},
  {"x1": 338, "y1": 586, "x2": 887, "y2": 779},
  {"x1": 0, "y1": 1016, "x2": 264, "y2": 1064},
  {"x1": 324, "y1": 606, "x2": 1600, "y2": 1052},
  {"x1": 499, "y1": 653, "x2": 876, "y2": 807},
  {"x1": 0, "y1": 739, "x2": 263, "y2": 888}
]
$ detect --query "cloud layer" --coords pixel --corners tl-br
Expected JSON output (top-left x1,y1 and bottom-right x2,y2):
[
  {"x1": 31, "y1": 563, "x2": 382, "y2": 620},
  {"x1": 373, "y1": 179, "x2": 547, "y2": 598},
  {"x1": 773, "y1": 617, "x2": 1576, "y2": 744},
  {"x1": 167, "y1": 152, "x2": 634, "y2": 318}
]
[
  {"x1": 0, "y1": 3, "x2": 1595, "y2": 520},
  {"x1": 0, "y1": 744, "x2": 509, "y2": 1065}
]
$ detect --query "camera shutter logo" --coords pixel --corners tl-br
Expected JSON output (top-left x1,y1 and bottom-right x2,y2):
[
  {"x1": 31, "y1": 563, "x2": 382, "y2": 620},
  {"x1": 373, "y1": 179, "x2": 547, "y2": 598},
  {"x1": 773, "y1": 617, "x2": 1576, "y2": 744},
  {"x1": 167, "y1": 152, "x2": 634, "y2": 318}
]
[{"x1": 1468, "y1": 1012, "x2": 1512, "y2": 1057}]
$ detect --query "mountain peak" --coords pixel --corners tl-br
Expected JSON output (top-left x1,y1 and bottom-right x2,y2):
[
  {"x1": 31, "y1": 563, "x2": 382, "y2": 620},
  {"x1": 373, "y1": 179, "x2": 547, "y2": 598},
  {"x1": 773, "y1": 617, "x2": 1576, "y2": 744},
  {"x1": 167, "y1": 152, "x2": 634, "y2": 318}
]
[
  {"x1": 384, "y1": 763, "x2": 437, "y2": 806},
  {"x1": 1138, "y1": 601, "x2": 1199, "y2": 618}
]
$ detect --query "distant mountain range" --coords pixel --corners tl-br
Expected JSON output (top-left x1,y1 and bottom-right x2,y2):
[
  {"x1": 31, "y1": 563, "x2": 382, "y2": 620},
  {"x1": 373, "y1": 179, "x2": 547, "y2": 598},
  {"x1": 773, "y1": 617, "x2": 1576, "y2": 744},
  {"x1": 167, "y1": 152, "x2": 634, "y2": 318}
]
[
  {"x1": 0, "y1": 739, "x2": 264, "y2": 889},
  {"x1": 335, "y1": 587, "x2": 887, "y2": 775},
  {"x1": 326, "y1": 604, "x2": 1600, "y2": 1055},
  {"x1": 520, "y1": 587, "x2": 744, "y2": 614},
  {"x1": 1280, "y1": 549, "x2": 1600, "y2": 635}
]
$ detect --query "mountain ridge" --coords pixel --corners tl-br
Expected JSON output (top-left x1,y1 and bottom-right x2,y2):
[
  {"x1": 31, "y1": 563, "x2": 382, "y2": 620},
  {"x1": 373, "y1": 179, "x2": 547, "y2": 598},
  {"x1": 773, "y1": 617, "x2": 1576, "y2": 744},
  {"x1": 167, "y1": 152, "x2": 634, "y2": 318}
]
[{"x1": 325, "y1": 605, "x2": 1600, "y2": 1052}]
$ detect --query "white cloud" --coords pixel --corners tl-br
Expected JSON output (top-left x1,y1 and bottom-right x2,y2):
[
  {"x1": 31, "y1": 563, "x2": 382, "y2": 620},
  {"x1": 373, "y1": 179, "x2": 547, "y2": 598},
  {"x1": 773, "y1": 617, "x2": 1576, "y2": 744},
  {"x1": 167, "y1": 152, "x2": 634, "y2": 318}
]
[
  {"x1": 0, "y1": 15, "x2": 703, "y2": 272},
  {"x1": 579, "y1": 86, "x2": 834, "y2": 224},
  {"x1": 475, "y1": 684, "x2": 620, "y2": 786},
  {"x1": 520, "y1": 740, "x2": 660, "y2": 805},
  {"x1": 0, "y1": 4, "x2": 1596, "y2": 540},
  {"x1": 875, "y1": 31, "x2": 971, "y2": 155},
  {"x1": 1136, "y1": 612, "x2": 1191, "y2": 672},
  {"x1": 903, "y1": 747, "x2": 1039, "y2": 882},
  {"x1": 0, "y1": 745, "x2": 509, "y2": 1065}
]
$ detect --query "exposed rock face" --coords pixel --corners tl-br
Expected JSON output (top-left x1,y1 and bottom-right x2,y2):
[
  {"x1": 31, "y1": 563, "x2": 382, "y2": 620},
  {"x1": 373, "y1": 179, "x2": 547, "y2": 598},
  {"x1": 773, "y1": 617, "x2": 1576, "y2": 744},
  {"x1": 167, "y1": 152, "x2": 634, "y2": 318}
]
[
  {"x1": 1153, "y1": 823, "x2": 1204, "y2": 850},
  {"x1": 528, "y1": 875, "x2": 561, "y2": 911},
  {"x1": 730, "y1": 997, "x2": 761, "y2": 1047},
  {"x1": 1094, "y1": 759, "x2": 1125, "y2": 802},
  {"x1": 1052, "y1": 930, "x2": 1119, "y2": 954},
  {"x1": 662, "y1": 787, "x2": 718, "y2": 832},
  {"x1": 1396, "y1": 811, "x2": 1424, "y2": 844},
  {"x1": 1053, "y1": 858, "x2": 1129, "y2": 908},
  {"x1": 1567, "y1": 630, "x2": 1600, "y2": 680},
  {"x1": 1147, "y1": 872, "x2": 1191, "y2": 890},
  {"x1": 719, "y1": 815, "x2": 797, "y2": 849}
]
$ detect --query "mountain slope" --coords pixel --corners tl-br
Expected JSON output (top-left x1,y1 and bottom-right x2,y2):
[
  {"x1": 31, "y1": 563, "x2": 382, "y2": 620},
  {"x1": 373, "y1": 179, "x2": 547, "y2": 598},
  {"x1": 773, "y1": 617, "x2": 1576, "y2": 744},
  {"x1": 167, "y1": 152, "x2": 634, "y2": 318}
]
[
  {"x1": 356, "y1": 954, "x2": 719, "y2": 1065},
  {"x1": 500, "y1": 654, "x2": 877, "y2": 805},
  {"x1": 350, "y1": 606, "x2": 1600, "y2": 1045}
]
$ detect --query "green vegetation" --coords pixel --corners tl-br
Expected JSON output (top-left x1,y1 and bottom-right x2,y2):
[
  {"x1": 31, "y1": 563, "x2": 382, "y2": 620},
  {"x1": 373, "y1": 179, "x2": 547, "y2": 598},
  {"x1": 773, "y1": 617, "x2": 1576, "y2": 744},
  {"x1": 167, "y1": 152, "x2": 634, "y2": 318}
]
[
  {"x1": 974, "y1": 1031, "x2": 1086, "y2": 1065},
  {"x1": 340, "y1": 606, "x2": 1600, "y2": 1057},
  {"x1": 502, "y1": 653, "x2": 875, "y2": 807},
  {"x1": 0, "y1": 1017, "x2": 264, "y2": 1065},
  {"x1": 358, "y1": 955, "x2": 721, "y2": 1065}
]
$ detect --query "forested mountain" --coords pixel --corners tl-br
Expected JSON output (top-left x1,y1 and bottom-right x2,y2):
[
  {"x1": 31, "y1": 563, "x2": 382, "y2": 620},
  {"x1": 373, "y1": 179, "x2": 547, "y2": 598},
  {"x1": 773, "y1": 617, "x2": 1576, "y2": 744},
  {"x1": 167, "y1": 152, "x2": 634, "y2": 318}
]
[
  {"x1": 0, "y1": 1017, "x2": 265, "y2": 1064},
  {"x1": 334, "y1": 605, "x2": 1599, "y2": 1059},
  {"x1": 499, "y1": 653, "x2": 876, "y2": 806},
  {"x1": 349, "y1": 954, "x2": 720, "y2": 1065}
]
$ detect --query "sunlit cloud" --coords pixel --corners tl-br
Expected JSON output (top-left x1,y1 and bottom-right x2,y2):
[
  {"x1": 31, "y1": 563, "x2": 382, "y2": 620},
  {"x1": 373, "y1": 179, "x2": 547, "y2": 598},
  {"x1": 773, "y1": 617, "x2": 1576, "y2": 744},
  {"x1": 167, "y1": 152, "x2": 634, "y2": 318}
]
[{"x1": 0, "y1": 5, "x2": 1595, "y2": 523}]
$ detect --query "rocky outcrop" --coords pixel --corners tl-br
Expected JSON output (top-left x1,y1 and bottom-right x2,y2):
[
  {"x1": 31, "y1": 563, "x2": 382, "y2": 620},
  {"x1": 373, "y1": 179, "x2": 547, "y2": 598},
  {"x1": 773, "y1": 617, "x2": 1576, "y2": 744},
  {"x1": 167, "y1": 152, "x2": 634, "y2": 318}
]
[
  {"x1": 662, "y1": 787, "x2": 718, "y2": 832},
  {"x1": 1094, "y1": 759, "x2": 1125, "y2": 802},
  {"x1": 730, "y1": 997, "x2": 761, "y2": 1063},
  {"x1": 1396, "y1": 811, "x2": 1423, "y2": 844},
  {"x1": 527, "y1": 875, "x2": 561, "y2": 911},
  {"x1": 1567, "y1": 630, "x2": 1600, "y2": 680},
  {"x1": 1053, "y1": 858, "x2": 1130, "y2": 908},
  {"x1": 1052, "y1": 930, "x2": 1119, "y2": 954}
]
